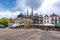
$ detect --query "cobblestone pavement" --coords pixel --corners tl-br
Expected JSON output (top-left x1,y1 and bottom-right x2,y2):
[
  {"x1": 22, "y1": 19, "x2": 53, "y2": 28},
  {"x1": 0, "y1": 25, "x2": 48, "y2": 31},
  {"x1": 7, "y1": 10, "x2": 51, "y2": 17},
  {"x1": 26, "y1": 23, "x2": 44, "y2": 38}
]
[
  {"x1": 0, "y1": 29, "x2": 42, "y2": 40},
  {"x1": 41, "y1": 30, "x2": 60, "y2": 40}
]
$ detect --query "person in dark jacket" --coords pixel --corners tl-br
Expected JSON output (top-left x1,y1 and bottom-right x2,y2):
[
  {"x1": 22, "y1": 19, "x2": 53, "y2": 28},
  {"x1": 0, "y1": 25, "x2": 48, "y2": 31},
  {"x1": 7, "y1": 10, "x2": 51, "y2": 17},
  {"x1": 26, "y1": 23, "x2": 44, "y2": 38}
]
[{"x1": 46, "y1": 27, "x2": 48, "y2": 31}]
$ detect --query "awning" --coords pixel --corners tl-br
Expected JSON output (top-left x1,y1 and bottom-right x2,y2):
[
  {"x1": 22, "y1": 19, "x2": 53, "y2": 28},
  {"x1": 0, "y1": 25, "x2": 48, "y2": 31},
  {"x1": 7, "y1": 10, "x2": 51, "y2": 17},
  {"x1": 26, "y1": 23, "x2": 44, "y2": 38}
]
[
  {"x1": 55, "y1": 23, "x2": 60, "y2": 27},
  {"x1": 43, "y1": 24, "x2": 54, "y2": 26}
]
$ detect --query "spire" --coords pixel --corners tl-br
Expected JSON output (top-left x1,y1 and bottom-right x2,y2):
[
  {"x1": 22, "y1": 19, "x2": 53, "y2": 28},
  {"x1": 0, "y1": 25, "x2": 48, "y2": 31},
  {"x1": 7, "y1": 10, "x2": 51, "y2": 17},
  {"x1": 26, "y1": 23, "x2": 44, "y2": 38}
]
[
  {"x1": 30, "y1": 8, "x2": 33, "y2": 18},
  {"x1": 30, "y1": 8, "x2": 33, "y2": 20},
  {"x1": 31, "y1": 8, "x2": 33, "y2": 16},
  {"x1": 27, "y1": 9, "x2": 28, "y2": 16}
]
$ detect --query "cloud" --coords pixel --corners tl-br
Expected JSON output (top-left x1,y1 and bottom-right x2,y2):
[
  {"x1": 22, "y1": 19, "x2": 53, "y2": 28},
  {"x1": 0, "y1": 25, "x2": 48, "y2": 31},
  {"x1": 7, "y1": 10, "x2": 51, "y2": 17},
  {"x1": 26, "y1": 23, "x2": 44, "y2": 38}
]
[
  {"x1": 0, "y1": 11, "x2": 20, "y2": 18},
  {"x1": 0, "y1": 0, "x2": 60, "y2": 18},
  {"x1": 16, "y1": 0, "x2": 34, "y2": 15},
  {"x1": 48, "y1": 0, "x2": 60, "y2": 15},
  {"x1": 16, "y1": 0, "x2": 60, "y2": 15},
  {"x1": 53, "y1": 0, "x2": 60, "y2": 8},
  {"x1": 16, "y1": 0, "x2": 44, "y2": 11},
  {"x1": 52, "y1": 0, "x2": 60, "y2": 15},
  {"x1": 25, "y1": 0, "x2": 44, "y2": 10},
  {"x1": 16, "y1": 0, "x2": 26, "y2": 11},
  {"x1": 37, "y1": 0, "x2": 60, "y2": 15}
]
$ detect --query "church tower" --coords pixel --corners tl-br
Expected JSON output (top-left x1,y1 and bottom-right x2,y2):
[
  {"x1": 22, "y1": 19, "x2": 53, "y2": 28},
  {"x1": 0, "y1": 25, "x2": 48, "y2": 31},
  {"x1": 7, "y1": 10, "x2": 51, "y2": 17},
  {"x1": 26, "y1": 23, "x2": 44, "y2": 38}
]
[
  {"x1": 31, "y1": 8, "x2": 33, "y2": 19},
  {"x1": 31, "y1": 8, "x2": 33, "y2": 17},
  {"x1": 27, "y1": 9, "x2": 28, "y2": 17}
]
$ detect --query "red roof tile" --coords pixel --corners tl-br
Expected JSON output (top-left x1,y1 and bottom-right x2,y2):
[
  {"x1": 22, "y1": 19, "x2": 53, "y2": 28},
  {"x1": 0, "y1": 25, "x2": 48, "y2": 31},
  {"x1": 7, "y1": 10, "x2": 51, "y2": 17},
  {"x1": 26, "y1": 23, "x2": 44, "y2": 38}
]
[{"x1": 50, "y1": 13, "x2": 58, "y2": 17}]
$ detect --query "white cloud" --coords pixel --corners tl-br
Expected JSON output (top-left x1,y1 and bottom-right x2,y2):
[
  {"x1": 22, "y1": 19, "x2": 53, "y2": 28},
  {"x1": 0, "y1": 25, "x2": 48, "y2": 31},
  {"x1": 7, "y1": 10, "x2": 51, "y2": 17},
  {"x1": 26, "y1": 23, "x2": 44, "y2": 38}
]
[
  {"x1": 0, "y1": 11, "x2": 20, "y2": 18},
  {"x1": 16, "y1": 0, "x2": 26, "y2": 11},
  {"x1": 37, "y1": 0, "x2": 59, "y2": 15},
  {"x1": 15, "y1": 0, "x2": 60, "y2": 15},
  {"x1": 0, "y1": 0, "x2": 60, "y2": 18}
]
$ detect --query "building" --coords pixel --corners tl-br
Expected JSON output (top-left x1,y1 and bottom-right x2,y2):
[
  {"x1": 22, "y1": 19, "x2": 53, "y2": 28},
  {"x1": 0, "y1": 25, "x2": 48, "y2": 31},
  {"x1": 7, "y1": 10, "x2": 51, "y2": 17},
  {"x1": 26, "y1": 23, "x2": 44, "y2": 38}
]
[
  {"x1": 17, "y1": 10, "x2": 33, "y2": 28},
  {"x1": 43, "y1": 13, "x2": 59, "y2": 24},
  {"x1": 10, "y1": 11, "x2": 60, "y2": 28},
  {"x1": 43, "y1": 14, "x2": 49, "y2": 24},
  {"x1": 59, "y1": 17, "x2": 60, "y2": 23},
  {"x1": 10, "y1": 18, "x2": 21, "y2": 24},
  {"x1": 50, "y1": 13, "x2": 59, "y2": 24},
  {"x1": 39, "y1": 15, "x2": 43, "y2": 24},
  {"x1": 33, "y1": 14, "x2": 39, "y2": 24},
  {"x1": 39, "y1": 15, "x2": 43, "y2": 26},
  {"x1": 30, "y1": 8, "x2": 33, "y2": 19},
  {"x1": 33, "y1": 14, "x2": 39, "y2": 27}
]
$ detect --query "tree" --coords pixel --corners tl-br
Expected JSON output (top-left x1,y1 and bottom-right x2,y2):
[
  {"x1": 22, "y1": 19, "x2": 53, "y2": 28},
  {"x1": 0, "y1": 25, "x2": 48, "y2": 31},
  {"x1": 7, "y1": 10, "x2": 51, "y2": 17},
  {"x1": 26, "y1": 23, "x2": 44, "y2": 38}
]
[{"x1": 0, "y1": 18, "x2": 10, "y2": 26}]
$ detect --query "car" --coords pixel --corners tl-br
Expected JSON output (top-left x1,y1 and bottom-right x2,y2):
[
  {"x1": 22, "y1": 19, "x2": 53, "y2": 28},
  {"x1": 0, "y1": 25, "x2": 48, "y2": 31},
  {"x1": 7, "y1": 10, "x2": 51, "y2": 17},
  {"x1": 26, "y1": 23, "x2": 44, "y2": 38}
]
[
  {"x1": 8, "y1": 23, "x2": 19, "y2": 29},
  {"x1": 0, "y1": 24, "x2": 4, "y2": 28}
]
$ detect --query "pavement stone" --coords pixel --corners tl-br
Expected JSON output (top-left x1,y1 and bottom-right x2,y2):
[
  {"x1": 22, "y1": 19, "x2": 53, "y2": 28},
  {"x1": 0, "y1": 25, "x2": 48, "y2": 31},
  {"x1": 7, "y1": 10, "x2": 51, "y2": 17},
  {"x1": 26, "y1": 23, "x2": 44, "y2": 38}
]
[
  {"x1": 41, "y1": 30, "x2": 60, "y2": 40},
  {"x1": 0, "y1": 29, "x2": 42, "y2": 40}
]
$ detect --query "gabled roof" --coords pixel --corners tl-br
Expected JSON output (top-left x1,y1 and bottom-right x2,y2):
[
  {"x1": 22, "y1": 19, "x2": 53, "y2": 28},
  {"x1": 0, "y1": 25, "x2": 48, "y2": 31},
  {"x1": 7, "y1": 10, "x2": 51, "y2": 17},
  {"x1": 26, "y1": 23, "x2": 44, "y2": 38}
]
[
  {"x1": 44, "y1": 14, "x2": 49, "y2": 17},
  {"x1": 50, "y1": 13, "x2": 58, "y2": 17}
]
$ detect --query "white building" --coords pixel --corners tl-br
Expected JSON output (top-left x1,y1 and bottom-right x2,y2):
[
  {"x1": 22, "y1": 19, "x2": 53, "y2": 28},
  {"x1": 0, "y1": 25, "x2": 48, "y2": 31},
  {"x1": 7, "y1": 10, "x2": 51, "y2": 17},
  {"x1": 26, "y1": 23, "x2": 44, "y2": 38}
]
[
  {"x1": 50, "y1": 13, "x2": 59, "y2": 24},
  {"x1": 43, "y1": 13, "x2": 59, "y2": 24},
  {"x1": 43, "y1": 14, "x2": 50, "y2": 24}
]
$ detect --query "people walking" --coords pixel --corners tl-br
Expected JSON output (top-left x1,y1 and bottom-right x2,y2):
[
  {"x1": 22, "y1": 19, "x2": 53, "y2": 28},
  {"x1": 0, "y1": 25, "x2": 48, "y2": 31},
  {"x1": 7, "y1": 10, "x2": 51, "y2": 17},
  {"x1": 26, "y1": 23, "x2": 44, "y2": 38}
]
[{"x1": 46, "y1": 27, "x2": 48, "y2": 31}]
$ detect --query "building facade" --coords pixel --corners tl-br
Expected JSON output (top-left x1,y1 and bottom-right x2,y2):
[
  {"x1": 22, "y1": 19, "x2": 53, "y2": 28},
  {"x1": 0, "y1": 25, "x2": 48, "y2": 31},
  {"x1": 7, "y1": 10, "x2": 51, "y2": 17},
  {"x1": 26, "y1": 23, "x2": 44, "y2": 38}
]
[
  {"x1": 43, "y1": 13, "x2": 59, "y2": 24},
  {"x1": 59, "y1": 17, "x2": 60, "y2": 23},
  {"x1": 43, "y1": 14, "x2": 49, "y2": 24},
  {"x1": 33, "y1": 14, "x2": 39, "y2": 24},
  {"x1": 50, "y1": 13, "x2": 59, "y2": 24},
  {"x1": 8, "y1": 8, "x2": 60, "y2": 28},
  {"x1": 39, "y1": 15, "x2": 43, "y2": 26}
]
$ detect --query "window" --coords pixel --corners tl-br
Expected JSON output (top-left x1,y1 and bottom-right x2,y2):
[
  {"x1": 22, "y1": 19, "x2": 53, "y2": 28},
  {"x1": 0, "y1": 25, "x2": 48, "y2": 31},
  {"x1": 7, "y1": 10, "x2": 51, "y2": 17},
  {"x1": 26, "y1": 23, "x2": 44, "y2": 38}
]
[
  {"x1": 47, "y1": 18, "x2": 49, "y2": 20},
  {"x1": 40, "y1": 21, "x2": 43, "y2": 24},
  {"x1": 51, "y1": 18, "x2": 53, "y2": 20},
  {"x1": 47, "y1": 21, "x2": 49, "y2": 23},
  {"x1": 51, "y1": 18, "x2": 54, "y2": 24},
  {"x1": 55, "y1": 17, "x2": 57, "y2": 23},
  {"x1": 44, "y1": 21, "x2": 46, "y2": 23},
  {"x1": 51, "y1": 18, "x2": 54, "y2": 21},
  {"x1": 44, "y1": 18, "x2": 46, "y2": 20},
  {"x1": 55, "y1": 17, "x2": 57, "y2": 20}
]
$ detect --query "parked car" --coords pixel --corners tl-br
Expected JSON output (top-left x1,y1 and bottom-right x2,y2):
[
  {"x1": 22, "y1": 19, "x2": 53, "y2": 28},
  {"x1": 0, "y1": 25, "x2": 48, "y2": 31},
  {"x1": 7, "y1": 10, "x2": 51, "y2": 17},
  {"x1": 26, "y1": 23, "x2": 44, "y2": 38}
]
[
  {"x1": 0, "y1": 24, "x2": 4, "y2": 28},
  {"x1": 8, "y1": 23, "x2": 19, "y2": 29}
]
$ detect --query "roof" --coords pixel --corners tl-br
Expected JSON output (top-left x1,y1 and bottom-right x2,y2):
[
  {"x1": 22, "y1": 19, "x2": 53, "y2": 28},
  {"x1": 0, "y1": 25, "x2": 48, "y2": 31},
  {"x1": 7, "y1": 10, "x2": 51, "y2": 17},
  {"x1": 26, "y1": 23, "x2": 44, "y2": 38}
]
[
  {"x1": 44, "y1": 14, "x2": 49, "y2": 17},
  {"x1": 17, "y1": 13, "x2": 25, "y2": 18},
  {"x1": 39, "y1": 15, "x2": 43, "y2": 17},
  {"x1": 11, "y1": 18, "x2": 20, "y2": 21},
  {"x1": 50, "y1": 13, "x2": 58, "y2": 17},
  {"x1": 34, "y1": 14, "x2": 38, "y2": 16}
]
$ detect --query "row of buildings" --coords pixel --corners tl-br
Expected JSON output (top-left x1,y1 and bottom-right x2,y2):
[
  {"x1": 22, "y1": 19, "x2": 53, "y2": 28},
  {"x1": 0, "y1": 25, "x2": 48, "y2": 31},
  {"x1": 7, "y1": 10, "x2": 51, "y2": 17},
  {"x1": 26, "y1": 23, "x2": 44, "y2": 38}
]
[{"x1": 10, "y1": 9, "x2": 60, "y2": 27}]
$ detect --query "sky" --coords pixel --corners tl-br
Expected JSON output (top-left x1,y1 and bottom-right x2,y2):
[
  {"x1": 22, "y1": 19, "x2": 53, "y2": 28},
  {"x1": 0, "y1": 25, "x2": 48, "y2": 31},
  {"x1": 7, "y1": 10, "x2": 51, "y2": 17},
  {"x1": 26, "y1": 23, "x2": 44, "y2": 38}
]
[{"x1": 0, "y1": 0, "x2": 60, "y2": 18}]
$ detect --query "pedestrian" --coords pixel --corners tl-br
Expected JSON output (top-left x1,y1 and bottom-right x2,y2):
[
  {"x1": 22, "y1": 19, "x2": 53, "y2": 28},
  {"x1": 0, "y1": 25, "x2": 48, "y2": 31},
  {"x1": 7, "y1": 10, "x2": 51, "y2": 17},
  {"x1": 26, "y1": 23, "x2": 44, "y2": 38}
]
[{"x1": 46, "y1": 27, "x2": 48, "y2": 31}]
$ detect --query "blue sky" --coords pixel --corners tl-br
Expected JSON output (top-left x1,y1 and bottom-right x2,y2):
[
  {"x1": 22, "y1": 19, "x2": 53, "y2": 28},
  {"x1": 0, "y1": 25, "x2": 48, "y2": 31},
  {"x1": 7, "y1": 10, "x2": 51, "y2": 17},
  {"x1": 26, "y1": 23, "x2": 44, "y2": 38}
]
[
  {"x1": 0, "y1": 0, "x2": 60, "y2": 18},
  {"x1": 0, "y1": 0, "x2": 16, "y2": 12}
]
